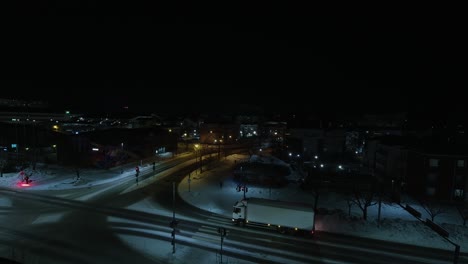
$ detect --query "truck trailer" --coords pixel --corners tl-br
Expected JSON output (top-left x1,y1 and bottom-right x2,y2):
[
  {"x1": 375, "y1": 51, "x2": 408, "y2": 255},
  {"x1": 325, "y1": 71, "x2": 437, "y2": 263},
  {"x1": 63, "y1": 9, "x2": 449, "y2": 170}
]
[{"x1": 232, "y1": 197, "x2": 315, "y2": 236}]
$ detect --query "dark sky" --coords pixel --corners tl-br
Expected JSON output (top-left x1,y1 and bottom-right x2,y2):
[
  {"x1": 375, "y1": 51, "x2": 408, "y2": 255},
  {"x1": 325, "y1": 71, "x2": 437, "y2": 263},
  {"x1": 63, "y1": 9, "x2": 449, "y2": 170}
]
[{"x1": 2, "y1": 3, "x2": 464, "y2": 115}]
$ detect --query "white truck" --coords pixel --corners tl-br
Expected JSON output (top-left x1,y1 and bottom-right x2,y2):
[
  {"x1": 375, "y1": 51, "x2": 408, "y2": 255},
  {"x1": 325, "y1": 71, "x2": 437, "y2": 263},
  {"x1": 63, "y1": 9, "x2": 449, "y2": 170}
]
[{"x1": 232, "y1": 197, "x2": 315, "y2": 236}]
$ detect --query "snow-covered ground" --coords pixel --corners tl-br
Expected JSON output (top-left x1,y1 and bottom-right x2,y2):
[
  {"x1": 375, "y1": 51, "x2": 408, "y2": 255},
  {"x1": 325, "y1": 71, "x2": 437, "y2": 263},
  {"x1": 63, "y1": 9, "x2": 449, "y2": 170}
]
[
  {"x1": 1, "y1": 152, "x2": 467, "y2": 263},
  {"x1": 179, "y1": 154, "x2": 468, "y2": 250}
]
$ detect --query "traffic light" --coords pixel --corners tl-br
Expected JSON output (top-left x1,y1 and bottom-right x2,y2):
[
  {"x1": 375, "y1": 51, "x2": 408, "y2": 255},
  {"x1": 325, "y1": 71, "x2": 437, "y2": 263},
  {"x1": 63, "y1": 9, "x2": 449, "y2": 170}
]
[{"x1": 217, "y1": 227, "x2": 227, "y2": 237}]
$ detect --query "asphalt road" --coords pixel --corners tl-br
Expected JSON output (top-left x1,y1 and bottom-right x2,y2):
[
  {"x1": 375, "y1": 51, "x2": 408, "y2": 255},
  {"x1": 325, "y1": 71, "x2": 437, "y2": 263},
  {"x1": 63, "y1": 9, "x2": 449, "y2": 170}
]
[{"x1": 0, "y1": 154, "x2": 466, "y2": 264}]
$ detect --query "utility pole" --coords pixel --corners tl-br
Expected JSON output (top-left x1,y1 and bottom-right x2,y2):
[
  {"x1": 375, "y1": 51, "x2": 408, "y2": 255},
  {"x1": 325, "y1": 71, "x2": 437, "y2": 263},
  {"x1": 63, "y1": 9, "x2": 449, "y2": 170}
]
[
  {"x1": 217, "y1": 227, "x2": 227, "y2": 264},
  {"x1": 200, "y1": 149, "x2": 203, "y2": 173},
  {"x1": 170, "y1": 182, "x2": 178, "y2": 254},
  {"x1": 240, "y1": 166, "x2": 247, "y2": 199},
  {"x1": 188, "y1": 173, "x2": 191, "y2": 192},
  {"x1": 377, "y1": 180, "x2": 383, "y2": 227}
]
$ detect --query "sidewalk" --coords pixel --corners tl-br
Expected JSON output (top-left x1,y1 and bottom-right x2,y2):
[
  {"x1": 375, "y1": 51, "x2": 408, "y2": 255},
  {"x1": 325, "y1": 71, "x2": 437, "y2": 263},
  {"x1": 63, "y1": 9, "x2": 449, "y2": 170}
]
[{"x1": 0, "y1": 152, "x2": 182, "y2": 190}]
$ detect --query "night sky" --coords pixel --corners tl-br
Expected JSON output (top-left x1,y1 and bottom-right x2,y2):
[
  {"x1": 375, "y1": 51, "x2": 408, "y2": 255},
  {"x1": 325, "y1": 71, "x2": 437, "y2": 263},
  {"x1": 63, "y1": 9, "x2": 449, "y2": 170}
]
[{"x1": 2, "y1": 3, "x2": 463, "y2": 115}]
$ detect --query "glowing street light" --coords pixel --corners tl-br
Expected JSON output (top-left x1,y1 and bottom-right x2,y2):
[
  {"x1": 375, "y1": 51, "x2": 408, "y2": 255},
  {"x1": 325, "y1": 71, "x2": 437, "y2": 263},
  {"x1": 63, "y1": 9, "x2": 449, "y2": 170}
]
[{"x1": 194, "y1": 144, "x2": 202, "y2": 173}]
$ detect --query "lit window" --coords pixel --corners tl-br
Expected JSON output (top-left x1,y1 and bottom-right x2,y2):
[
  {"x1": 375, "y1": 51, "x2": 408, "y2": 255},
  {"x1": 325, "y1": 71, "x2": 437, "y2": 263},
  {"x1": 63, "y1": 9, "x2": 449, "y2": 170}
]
[
  {"x1": 457, "y1": 160, "x2": 465, "y2": 168},
  {"x1": 454, "y1": 189, "x2": 464, "y2": 198},
  {"x1": 429, "y1": 159, "x2": 439, "y2": 167}
]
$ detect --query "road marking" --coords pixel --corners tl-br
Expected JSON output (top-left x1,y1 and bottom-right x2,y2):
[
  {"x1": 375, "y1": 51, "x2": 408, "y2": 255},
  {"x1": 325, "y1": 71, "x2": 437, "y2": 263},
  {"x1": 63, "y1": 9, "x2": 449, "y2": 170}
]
[{"x1": 32, "y1": 212, "x2": 64, "y2": 224}]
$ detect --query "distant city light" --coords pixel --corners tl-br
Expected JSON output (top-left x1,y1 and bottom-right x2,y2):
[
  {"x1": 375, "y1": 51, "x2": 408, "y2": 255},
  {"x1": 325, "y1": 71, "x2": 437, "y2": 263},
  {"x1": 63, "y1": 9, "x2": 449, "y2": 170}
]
[{"x1": 92, "y1": 148, "x2": 99, "y2": 151}]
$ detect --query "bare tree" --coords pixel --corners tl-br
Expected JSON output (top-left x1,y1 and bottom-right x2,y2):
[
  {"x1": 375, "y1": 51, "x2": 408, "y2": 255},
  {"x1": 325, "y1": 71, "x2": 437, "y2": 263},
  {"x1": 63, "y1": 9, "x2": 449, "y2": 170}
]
[
  {"x1": 457, "y1": 204, "x2": 468, "y2": 226},
  {"x1": 346, "y1": 176, "x2": 378, "y2": 221},
  {"x1": 352, "y1": 187, "x2": 378, "y2": 220},
  {"x1": 0, "y1": 159, "x2": 5, "y2": 177},
  {"x1": 309, "y1": 181, "x2": 321, "y2": 213},
  {"x1": 302, "y1": 172, "x2": 325, "y2": 232},
  {"x1": 418, "y1": 197, "x2": 445, "y2": 222},
  {"x1": 346, "y1": 198, "x2": 353, "y2": 217},
  {"x1": 300, "y1": 167, "x2": 324, "y2": 213}
]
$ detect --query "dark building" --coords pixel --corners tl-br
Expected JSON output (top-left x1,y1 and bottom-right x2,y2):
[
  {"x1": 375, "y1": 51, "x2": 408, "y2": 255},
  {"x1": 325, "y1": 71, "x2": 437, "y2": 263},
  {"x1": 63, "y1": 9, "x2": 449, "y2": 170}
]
[
  {"x1": 0, "y1": 121, "x2": 59, "y2": 171},
  {"x1": 407, "y1": 145, "x2": 468, "y2": 203},
  {"x1": 368, "y1": 135, "x2": 468, "y2": 203},
  {"x1": 57, "y1": 127, "x2": 178, "y2": 168},
  {"x1": 367, "y1": 136, "x2": 408, "y2": 203}
]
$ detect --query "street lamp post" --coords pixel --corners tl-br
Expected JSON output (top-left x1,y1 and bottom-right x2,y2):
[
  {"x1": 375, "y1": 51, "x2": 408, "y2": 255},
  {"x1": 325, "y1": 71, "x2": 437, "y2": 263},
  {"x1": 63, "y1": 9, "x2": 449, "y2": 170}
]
[
  {"x1": 194, "y1": 144, "x2": 203, "y2": 173},
  {"x1": 215, "y1": 139, "x2": 222, "y2": 160},
  {"x1": 188, "y1": 173, "x2": 191, "y2": 192},
  {"x1": 240, "y1": 166, "x2": 247, "y2": 199},
  {"x1": 217, "y1": 227, "x2": 227, "y2": 263},
  {"x1": 217, "y1": 139, "x2": 223, "y2": 160},
  {"x1": 170, "y1": 181, "x2": 178, "y2": 254},
  {"x1": 200, "y1": 147, "x2": 203, "y2": 173}
]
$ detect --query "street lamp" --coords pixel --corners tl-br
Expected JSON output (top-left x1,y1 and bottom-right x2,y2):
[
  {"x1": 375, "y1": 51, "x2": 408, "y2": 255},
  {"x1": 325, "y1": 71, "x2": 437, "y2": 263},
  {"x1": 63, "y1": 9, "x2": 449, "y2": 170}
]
[
  {"x1": 215, "y1": 139, "x2": 223, "y2": 160},
  {"x1": 194, "y1": 144, "x2": 202, "y2": 173}
]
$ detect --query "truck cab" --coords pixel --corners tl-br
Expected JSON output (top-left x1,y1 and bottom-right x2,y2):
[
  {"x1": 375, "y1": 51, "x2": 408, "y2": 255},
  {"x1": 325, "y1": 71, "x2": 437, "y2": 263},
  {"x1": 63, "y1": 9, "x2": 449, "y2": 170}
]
[{"x1": 232, "y1": 200, "x2": 247, "y2": 225}]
